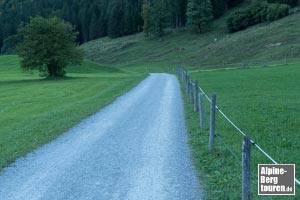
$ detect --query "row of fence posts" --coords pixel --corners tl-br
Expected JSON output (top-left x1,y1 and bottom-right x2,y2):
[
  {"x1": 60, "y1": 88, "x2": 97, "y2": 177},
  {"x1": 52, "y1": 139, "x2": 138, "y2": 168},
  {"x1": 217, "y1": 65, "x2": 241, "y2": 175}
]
[{"x1": 176, "y1": 67, "x2": 251, "y2": 200}]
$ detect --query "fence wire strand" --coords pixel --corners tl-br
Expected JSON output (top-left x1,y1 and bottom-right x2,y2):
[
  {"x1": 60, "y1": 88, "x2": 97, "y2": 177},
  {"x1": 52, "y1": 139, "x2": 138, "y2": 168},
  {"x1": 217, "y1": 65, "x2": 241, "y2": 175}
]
[
  {"x1": 216, "y1": 134, "x2": 240, "y2": 161},
  {"x1": 178, "y1": 67, "x2": 300, "y2": 186}
]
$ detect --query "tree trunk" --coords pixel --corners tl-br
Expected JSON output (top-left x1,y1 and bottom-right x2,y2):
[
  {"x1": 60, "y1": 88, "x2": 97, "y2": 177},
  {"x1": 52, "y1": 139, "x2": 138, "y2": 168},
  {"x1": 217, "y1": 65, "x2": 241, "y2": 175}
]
[{"x1": 47, "y1": 64, "x2": 57, "y2": 77}]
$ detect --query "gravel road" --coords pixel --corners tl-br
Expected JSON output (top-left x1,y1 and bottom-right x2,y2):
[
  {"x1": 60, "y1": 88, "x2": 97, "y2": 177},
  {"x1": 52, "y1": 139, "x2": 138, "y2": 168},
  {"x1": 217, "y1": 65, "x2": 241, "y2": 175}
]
[{"x1": 0, "y1": 73, "x2": 202, "y2": 200}]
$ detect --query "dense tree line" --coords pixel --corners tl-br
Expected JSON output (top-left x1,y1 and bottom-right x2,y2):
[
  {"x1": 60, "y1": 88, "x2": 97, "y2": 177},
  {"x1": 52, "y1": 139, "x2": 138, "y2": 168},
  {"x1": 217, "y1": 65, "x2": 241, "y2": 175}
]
[
  {"x1": 0, "y1": 0, "x2": 248, "y2": 52},
  {"x1": 1, "y1": 0, "x2": 295, "y2": 53},
  {"x1": 0, "y1": 0, "x2": 144, "y2": 52}
]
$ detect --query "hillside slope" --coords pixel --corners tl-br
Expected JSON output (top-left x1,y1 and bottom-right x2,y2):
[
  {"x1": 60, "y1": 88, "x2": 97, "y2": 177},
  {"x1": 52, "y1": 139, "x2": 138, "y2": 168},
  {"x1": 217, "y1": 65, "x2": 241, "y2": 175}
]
[{"x1": 82, "y1": 12, "x2": 300, "y2": 69}]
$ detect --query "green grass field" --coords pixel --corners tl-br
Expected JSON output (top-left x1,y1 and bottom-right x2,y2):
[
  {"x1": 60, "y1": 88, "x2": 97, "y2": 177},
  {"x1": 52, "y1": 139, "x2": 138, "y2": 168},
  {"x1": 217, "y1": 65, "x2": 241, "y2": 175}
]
[
  {"x1": 0, "y1": 55, "x2": 146, "y2": 170},
  {"x1": 182, "y1": 63, "x2": 300, "y2": 199}
]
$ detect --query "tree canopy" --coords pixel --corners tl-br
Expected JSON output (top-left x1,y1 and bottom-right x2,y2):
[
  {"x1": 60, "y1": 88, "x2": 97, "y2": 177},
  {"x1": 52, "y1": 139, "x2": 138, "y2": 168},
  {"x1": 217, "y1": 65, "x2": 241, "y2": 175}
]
[
  {"x1": 186, "y1": 0, "x2": 213, "y2": 33},
  {"x1": 16, "y1": 17, "x2": 83, "y2": 77}
]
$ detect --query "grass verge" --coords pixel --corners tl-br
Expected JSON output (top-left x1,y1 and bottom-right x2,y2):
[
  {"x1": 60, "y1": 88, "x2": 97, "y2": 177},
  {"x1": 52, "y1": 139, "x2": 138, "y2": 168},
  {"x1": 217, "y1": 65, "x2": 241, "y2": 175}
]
[
  {"x1": 180, "y1": 63, "x2": 300, "y2": 199},
  {"x1": 0, "y1": 55, "x2": 146, "y2": 171}
]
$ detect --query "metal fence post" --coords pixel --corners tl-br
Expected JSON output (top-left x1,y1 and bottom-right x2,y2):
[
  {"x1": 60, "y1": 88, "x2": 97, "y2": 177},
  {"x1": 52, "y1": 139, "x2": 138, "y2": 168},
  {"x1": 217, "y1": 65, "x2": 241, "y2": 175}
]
[
  {"x1": 199, "y1": 93, "x2": 205, "y2": 129},
  {"x1": 194, "y1": 80, "x2": 199, "y2": 112},
  {"x1": 209, "y1": 93, "x2": 216, "y2": 153},
  {"x1": 242, "y1": 136, "x2": 251, "y2": 200}
]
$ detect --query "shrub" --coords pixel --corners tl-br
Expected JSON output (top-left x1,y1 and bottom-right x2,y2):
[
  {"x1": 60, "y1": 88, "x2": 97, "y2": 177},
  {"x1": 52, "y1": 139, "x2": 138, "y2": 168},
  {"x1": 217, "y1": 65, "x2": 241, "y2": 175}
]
[
  {"x1": 226, "y1": 2, "x2": 291, "y2": 32},
  {"x1": 267, "y1": 3, "x2": 290, "y2": 21}
]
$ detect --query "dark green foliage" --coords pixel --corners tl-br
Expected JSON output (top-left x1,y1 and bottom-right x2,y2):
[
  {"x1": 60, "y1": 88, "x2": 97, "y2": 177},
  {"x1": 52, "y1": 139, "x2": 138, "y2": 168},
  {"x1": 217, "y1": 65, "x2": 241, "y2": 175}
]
[
  {"x1": 186, "y1": 0, "x2": 213, "y2": 33},
  {"x1": 211, "y1": 0, "x2": 227, "y2": 18},
  {"x1": 227, "y1": 2, "x2": 268, "y2": 32},
  {"x1": 186, "y1": 0, "x2": 200, "y2": 31},
  {"x1": 142, "y1": 0, "x2": 172, "y2": 37},
  {"x1": 0, "y1": 29, "x2": 3, "y2": 54},
  {"x1": 142, "y1": 1, "x2": 151, "y2": 36},
  {"x1": 266, "y1": 3, "x2": 290, "y2": 21},
  {"x1": 227, "y1": 0, "x2": 245, "y2": 8},
  {"x1": 168, "y1": 0, "x2": 188, "y2": 28},
  {"x1": 16, "y1": 17, "x2": 83, "y2": 77},
  {"x1": 149, "y1": 0, "x2": 170, "y2": 37},
  {"x1": 1, "y1": 35, "x2": 20, "y2": 54},
  {"x1": 0, "y1": 0, "x2": 288, "y2": 51},
  {"x1": 89, "y1": 12, "x2": 100, "y2": 40},
  {"x1": 107, "y1": 1, "x2": 123, "y2": 38},
  {"x1": 227, "y1": 2, "x2": 290, "y2": 32},
  {"x1": 0, "y1": 0, "x2": 143, "y2": 51},
  {"x1": 267, "y1": 0, "x2": 298, "y2": 7},
  {"x1": 211, "y1": 0, "x2": 245, "y2": 18}
]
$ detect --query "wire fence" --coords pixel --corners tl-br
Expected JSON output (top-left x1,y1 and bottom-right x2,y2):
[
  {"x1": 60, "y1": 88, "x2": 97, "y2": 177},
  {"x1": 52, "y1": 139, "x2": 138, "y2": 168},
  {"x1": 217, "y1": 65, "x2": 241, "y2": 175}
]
[
  {"x1": 176, "y1": 66, "x2": 300, "y2": 198},
  {"x1": 189, "y1": 53, "x2": 300, "y2": 70}
]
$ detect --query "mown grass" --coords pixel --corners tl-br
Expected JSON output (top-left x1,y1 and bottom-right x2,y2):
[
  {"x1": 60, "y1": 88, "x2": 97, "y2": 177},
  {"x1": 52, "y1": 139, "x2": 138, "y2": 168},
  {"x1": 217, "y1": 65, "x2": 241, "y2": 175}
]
[
  {"x1": 0, "y1": 55, "x2": 146, "y2": 170},
  {"x1": 181, "y1": 63, "x2": 300, "y2": 199}
]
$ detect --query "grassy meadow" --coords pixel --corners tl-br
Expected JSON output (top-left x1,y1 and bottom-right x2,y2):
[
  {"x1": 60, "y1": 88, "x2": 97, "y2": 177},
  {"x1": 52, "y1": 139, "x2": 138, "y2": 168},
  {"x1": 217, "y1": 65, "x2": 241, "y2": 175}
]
[
  {"x1": 182, "y1": 63, "x2": 300, "y2": 199},
  {"x1": 0, "y1": 55, "x2": 146, "y2": 170},
  {"x1": 82, "y1": 12, "x2": 300, "y2": 69}
]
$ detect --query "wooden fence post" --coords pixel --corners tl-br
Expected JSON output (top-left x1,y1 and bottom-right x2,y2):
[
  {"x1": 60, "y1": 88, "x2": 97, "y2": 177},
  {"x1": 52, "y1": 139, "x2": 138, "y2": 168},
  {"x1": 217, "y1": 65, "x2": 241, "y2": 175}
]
[
  {"x1": 284, "y1": 53, "x2": 288, "y2": 65},
  {"x1": 242, "y1": 136, "x2": 251, "y2": 200},
  {"x1": 199, "y1": 93, "x2": 205, "y2": 129},
  {"x1": 186, "y1": 73, "x2": 188, "y2": 89},
  {"x1": 183, "y1": 71, "x2": 187, "y2": 87},
  {"x1": 190, "y1": 82, "x2": 194, "y2": 104},
  {"x1": 187, "y1": 75, "x2": 190, "y2": 94},
  {"x1": 194, "y1": 80, "x2": 199, "y2": 112},
  {"x1": 209, "y1": 93, "x2": 216, "y2": 153}
]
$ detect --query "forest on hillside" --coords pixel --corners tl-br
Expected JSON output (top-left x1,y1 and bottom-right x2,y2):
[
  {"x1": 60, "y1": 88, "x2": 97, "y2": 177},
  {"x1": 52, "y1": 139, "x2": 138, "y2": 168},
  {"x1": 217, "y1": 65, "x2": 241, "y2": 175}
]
[
  {"x1": 0, "y1": 0, "x2": 246, "y2": 52},
  {"x1": 0, "y1": 0, "x2": 298, "y2": 53}
]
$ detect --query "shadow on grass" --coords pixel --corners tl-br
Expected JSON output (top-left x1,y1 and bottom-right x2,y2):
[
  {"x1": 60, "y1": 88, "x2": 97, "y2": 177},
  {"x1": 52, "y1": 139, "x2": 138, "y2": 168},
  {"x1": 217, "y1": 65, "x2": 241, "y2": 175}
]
[{"x1": 0, "y1": 76, "x2": 87, "y2": 85}]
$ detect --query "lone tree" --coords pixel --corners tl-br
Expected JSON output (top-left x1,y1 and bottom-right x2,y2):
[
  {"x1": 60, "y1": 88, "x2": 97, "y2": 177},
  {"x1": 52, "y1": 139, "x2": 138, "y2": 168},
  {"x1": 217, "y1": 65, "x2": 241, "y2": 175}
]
[{"x1": 16, "y1": 17, "x2": 83, "y2": 77}]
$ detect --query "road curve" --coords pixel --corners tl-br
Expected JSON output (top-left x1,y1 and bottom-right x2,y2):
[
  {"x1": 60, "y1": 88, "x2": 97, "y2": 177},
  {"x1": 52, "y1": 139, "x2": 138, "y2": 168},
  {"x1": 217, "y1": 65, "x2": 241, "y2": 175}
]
[{"x1": 0, "y1": 73, "x2": 202, "y2": 200}]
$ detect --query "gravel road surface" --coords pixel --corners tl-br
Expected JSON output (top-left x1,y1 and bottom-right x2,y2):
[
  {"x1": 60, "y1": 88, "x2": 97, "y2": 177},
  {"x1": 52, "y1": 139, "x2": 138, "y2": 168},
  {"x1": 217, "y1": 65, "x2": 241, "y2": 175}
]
[{"x1": 0, "y1": 73, "x2": 202, "y2": 200}]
